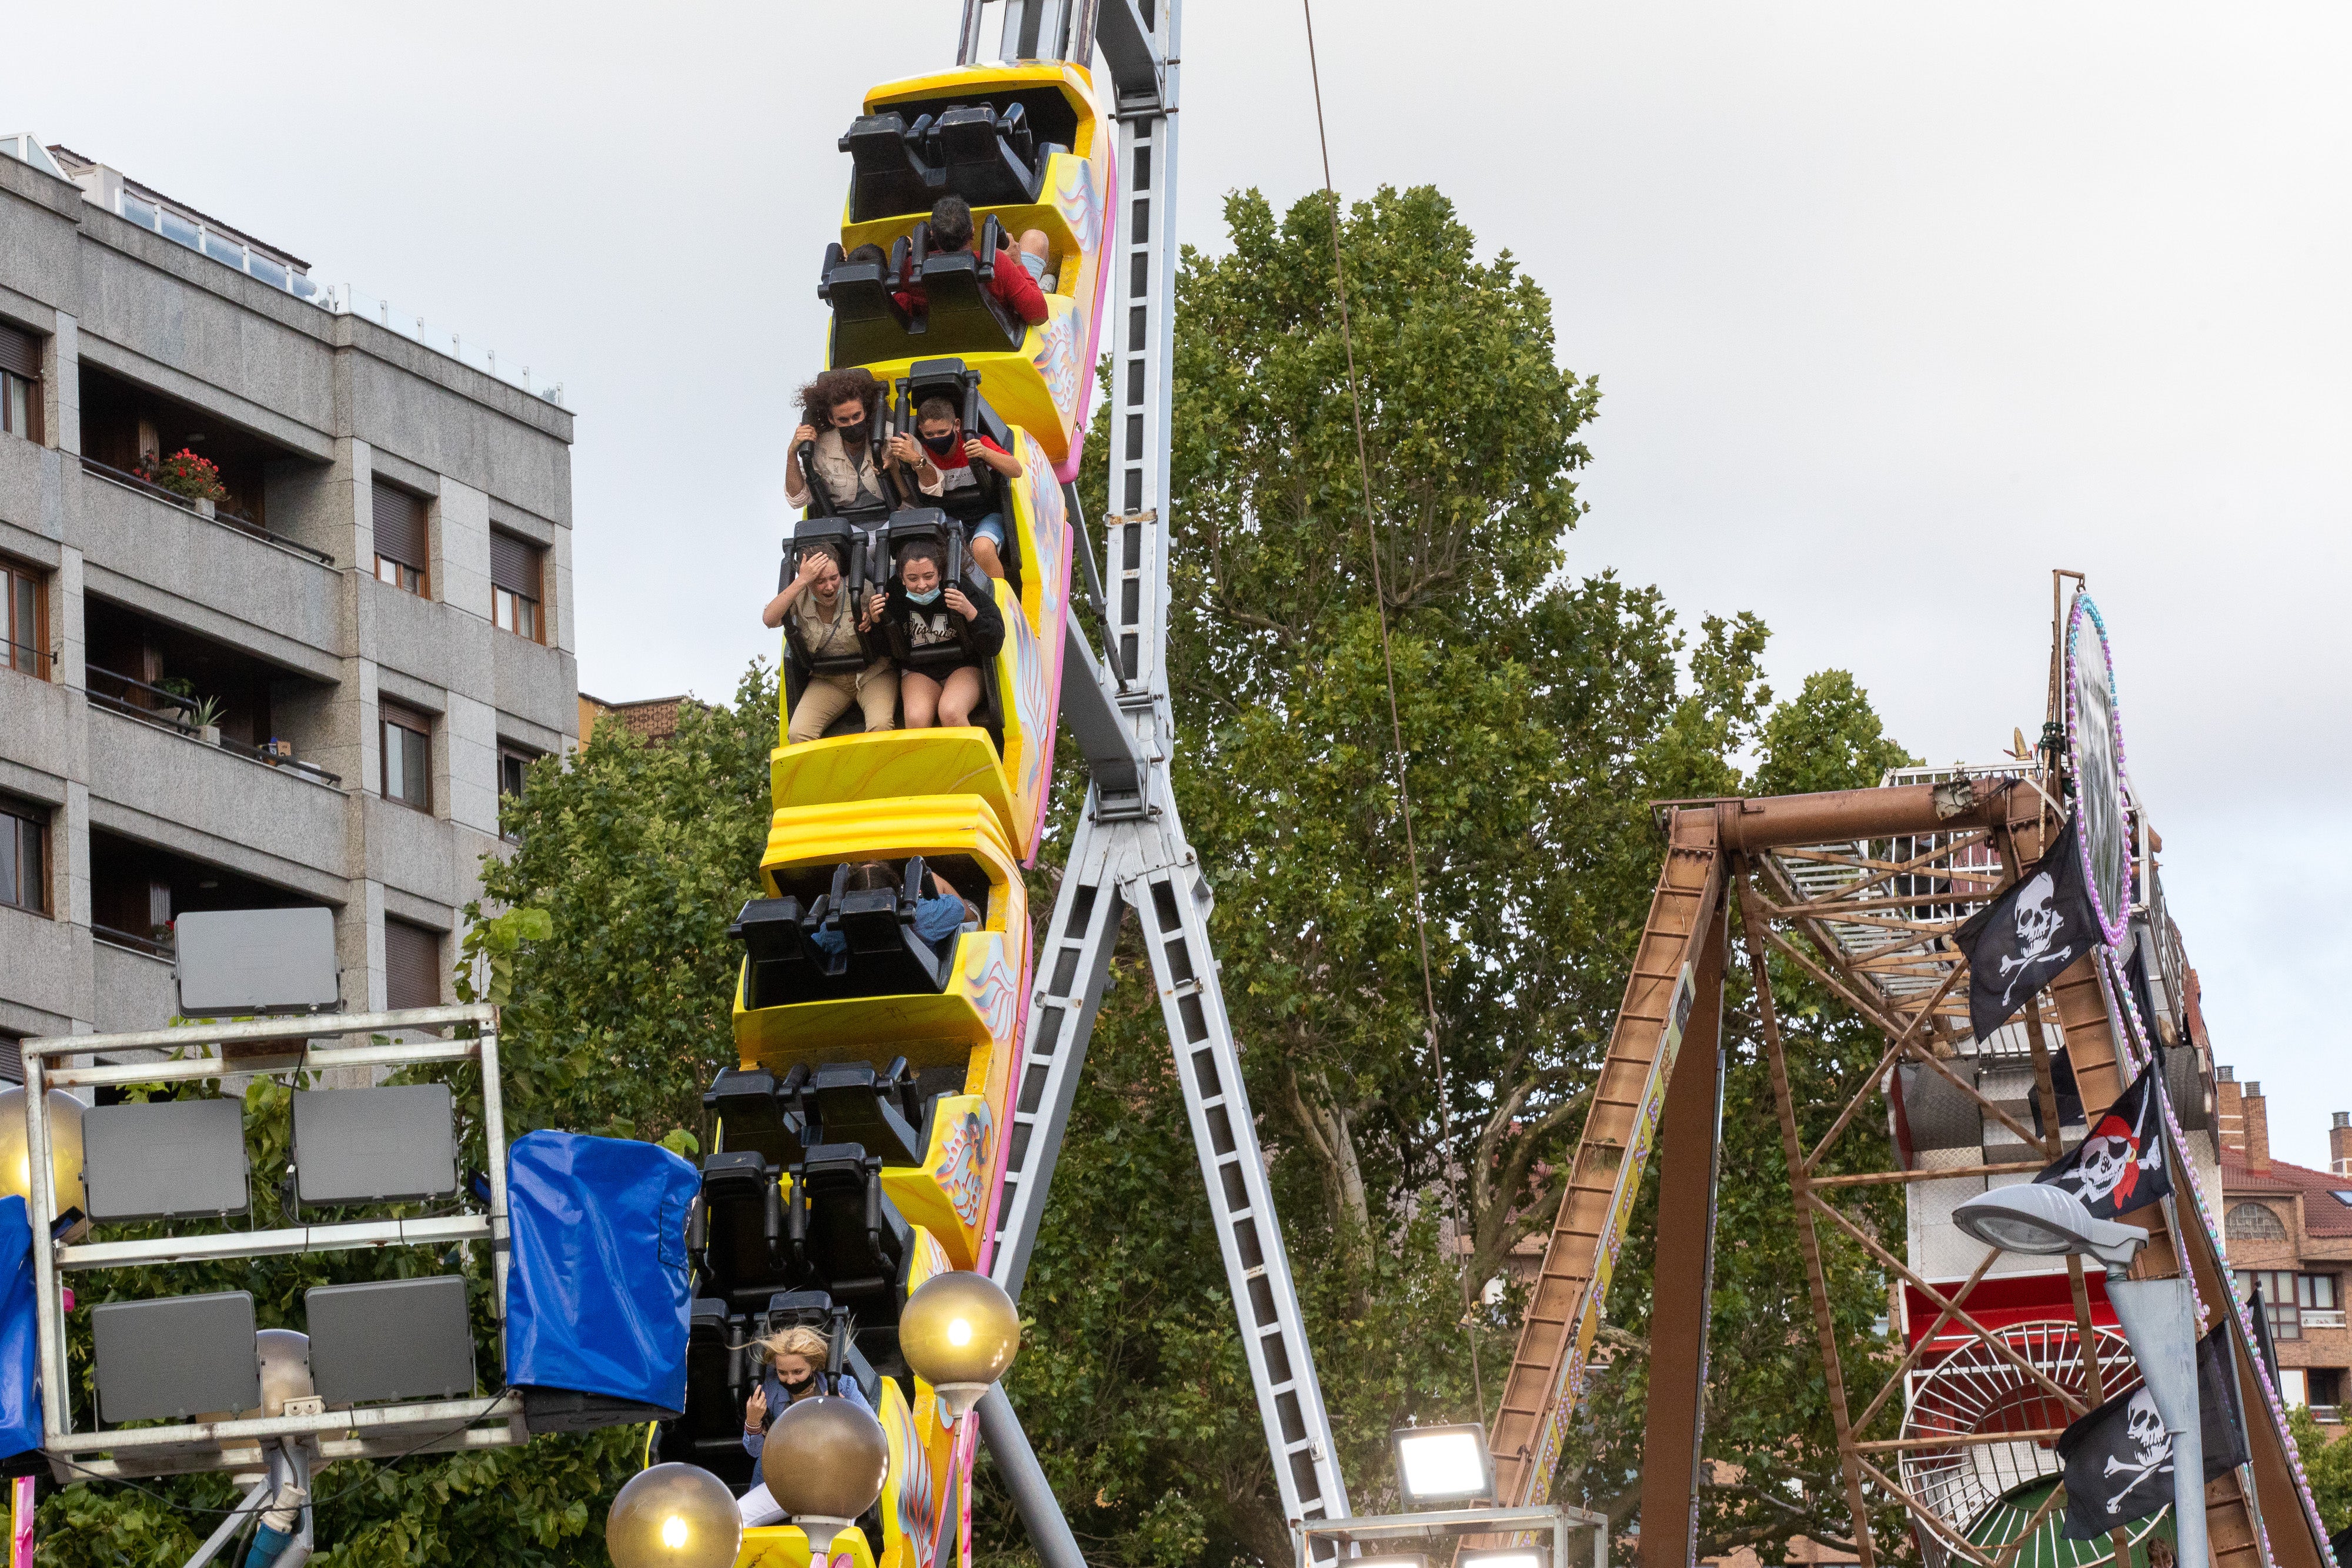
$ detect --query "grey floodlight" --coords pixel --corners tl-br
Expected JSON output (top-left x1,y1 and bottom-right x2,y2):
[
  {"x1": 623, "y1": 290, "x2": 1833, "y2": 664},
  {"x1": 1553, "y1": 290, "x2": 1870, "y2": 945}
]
[
  {"x1": 1952, "y1": 1183, "x2": 2149, "y2": 1276},
  {"x1": 1392, "y1": 1422, "x2": 1496, "y2": 1506},
  {"x1": 175, "y1": 907, "x2": 340, "y2": 1017},
  {"x1": 1461, "y1": 1549, "x2": 1550, "y2": 1568}
]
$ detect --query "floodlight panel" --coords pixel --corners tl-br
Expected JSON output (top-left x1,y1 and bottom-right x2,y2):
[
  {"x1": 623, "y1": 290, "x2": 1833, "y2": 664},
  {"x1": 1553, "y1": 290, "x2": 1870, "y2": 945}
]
[
  {"x1": 1461, "y1": 1550, "x2": 1549, "y2": 1568},
  {"x1": 306, "y1": 1276, "x2": 476, "y2": 1405},
  {"x1": 1393, "y1": 1422, "x2": 1495, "y2": 1503},
  {"x1": 1354, "y1": 1557, "x2": 1430, "y2": 1568},
  {"x1": 92, "y1": 1292, "x2": 259, "y2": 1423},
  {"x1": 292, "y1": 1085, "x2": 457, "y2": 1205},
  {"x1": 82, "y1": 1098, "x2": 249, "y2": 1222},
  {"x1": 175, "y1": 907, "x2": 339, "y2": 1017}
]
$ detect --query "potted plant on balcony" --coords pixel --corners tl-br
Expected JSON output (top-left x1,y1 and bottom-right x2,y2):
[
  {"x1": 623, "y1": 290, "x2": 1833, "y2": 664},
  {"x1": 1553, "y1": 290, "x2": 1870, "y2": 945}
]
[
  {"x1": 133, "y1": 448, "x2": 230, "y2": 518},
  {"x1": 188, "y1": 695, "x2": 223, "y2": 745}
]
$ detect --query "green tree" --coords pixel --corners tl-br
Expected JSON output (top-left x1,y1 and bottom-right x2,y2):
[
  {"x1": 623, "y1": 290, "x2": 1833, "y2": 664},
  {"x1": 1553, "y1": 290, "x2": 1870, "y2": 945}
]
[
  {"x1": 2288, "y1": 1407, "x2": 2352, "y2": 1535},
  {"x1": 978, "y1": 186, "x2": 1923, "y2": 1566}
]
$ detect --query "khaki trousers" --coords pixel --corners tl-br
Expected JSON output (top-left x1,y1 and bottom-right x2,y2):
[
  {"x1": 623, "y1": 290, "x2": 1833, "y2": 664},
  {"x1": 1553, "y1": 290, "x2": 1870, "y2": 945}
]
[{"x1": 787, "y1": 667, "x2": 899, "y2": 743}]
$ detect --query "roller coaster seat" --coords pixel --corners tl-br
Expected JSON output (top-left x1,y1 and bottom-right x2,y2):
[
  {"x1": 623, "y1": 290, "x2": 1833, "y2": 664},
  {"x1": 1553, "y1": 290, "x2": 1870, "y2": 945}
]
[
  {"x1": 779, "y1": 520, "x2": 888, "y2": 681},
  {"x1": 760, "y1": 1289, "x2": 886, "y2": 1409},
  {"x1": 883, "y1": 512, "x2": 1005, "y2": 687},
  {"x1": 691, "y1": 1149, "x2": 793, "y2": 1315},
  {"x1": 899, "y1": 357, "x2": 1024, "y2": 594},
  {"x1": 732, "y1": 858, "x2": 975, "y2": 1008},
  {"x1": 786, "y1": 1144, "x2": 911, "y2": 1316},
  {"x1": 840, "y1": 99, "x2": 1068, "y2": 226},
  {"x1": 706, "y1": 1065, "x2": 813, "y2": 1168},
  {"x1": 665, "y1": 1298, "x2": 758, "y2": 1483},
  {"x1": 818, "y1": 236, "x2": 914, "y2": 376},
  {"x1": 796, "y1": 1058, "x2": 928, "y2": 1169},
  {"x1": 904, "y1": 215, "x2": 1027, "y2": 354}
]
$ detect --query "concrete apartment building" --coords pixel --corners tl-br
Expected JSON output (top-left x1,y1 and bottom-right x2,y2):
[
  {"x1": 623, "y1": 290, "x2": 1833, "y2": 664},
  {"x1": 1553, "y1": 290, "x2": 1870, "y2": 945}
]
[
  {"x1": 2217, "y1": 1071, "x2": 2352, "y2": 1426},
  {"x1": 0, "y1": 136, "x2": 577, "y2": 1053}
]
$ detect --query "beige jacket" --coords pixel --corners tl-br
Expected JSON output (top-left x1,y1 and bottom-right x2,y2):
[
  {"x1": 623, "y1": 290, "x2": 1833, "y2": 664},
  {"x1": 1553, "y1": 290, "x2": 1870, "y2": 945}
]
[{"x1": 786, "y1": 428, "x2": 941, "y2": 514}]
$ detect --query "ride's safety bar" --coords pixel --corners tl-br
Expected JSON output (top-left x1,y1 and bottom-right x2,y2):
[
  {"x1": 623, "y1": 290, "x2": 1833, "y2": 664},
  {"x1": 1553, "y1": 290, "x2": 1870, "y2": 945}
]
[{"x1": 16, "y1": 1004, "x2": 522, "y2": 1479}]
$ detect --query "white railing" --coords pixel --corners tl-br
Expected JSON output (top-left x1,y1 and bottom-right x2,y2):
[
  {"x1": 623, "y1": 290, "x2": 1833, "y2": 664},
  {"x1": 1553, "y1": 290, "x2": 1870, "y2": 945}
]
[
  {"x1": 100, "y1": 186, "x2": 567, "y2": 409},
  {"x1": 2301, "y1": 1309, "x2": 2346, "y2": 1330}
]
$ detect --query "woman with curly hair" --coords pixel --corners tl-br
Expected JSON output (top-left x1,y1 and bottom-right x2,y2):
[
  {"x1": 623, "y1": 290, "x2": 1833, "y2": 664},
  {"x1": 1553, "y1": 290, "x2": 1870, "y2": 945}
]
[{"x1": 785, "y1": 366, "x2": 941, "y2": 517}]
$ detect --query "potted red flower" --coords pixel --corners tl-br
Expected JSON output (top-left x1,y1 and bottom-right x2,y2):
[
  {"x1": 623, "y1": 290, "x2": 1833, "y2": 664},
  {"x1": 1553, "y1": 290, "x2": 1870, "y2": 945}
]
[{"x1": 135, "y1": 448, "x2": 230, "y2": 516}]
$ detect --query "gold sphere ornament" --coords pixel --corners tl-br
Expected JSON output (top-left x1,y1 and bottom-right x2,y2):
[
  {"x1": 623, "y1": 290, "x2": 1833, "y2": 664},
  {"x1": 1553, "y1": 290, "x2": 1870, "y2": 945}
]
[
  {"x1": 606, "y1": 1463, "x2": 742, "y2": 1568},
  {"x1": 759, "y1": 1395, "x2": 890, "y2": 1534},
  {"x1": 0, "y1": 1087, "x2": 85, "y2": 1221},
  {"x1": 900, "y1": 1269, "x2": 1018, "y2": 1421}
]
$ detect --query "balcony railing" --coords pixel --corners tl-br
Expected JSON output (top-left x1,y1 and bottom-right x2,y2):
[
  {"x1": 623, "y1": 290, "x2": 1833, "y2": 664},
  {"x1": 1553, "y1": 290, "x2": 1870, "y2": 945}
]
[
  {"x1": 91, "y1": 923, "x2": 172, "y2": 959},
  {"x1": 78, "y1": 456, "x2": 335, "y2": 567},
  {"x1": 96, "y1": 185, "x2": 566, "y2": 408},
  {"x1": 2302, "y1": 1309, "x2": 2346, "y2": 1330},
  {"x1": 83, "y1": 666, "x2": 342, "y2": 788}
]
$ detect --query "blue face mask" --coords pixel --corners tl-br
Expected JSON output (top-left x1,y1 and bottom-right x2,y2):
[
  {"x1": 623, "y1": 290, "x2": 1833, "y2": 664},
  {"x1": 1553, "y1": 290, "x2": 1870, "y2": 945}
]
[{"x1": 906, "y1": 586, "x2": 942, "y2": 606}]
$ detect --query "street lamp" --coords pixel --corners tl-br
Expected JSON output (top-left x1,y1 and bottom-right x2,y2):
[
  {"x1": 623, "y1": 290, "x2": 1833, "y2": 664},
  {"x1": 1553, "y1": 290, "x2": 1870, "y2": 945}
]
[
  {"x1": 760, "y1": 1393, "x2": 890, "y2": 1541},
  {"x1": 606, "y1": 1463, "x2": 742, "y2": 1568},
  {"x1": 1953, "y1": 1184, "x2": 2207, "y2": 1568},
  {"x1": 899, "y1": 1269, "x2": 1021, "y2": 1421},
  {"x1": 1392, "y1": 1423, "x2": 1496, "y2": 1507}
]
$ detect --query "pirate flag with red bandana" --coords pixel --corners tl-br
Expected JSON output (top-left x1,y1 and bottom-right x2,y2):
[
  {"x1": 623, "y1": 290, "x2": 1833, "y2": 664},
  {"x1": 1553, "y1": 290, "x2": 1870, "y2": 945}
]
[
  {"x1": 2034, "y1": 1067, "x2": 2172, "y2": 1220},
  {"x1": 1956, "y1": 817, "x2": 2102, "y2": 1043}
]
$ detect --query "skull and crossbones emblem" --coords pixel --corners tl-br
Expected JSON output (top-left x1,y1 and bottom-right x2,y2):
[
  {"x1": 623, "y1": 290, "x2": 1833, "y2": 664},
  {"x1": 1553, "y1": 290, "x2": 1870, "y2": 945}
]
[
  {"x1": 2053, "y1": 1109, "x2": 2157, "y2": 1211},
  {"x1": 1997, "y1": 870, "x2": 2073, "y2": 1004},
  {"x1": 2102, "y1": 1389, "x2": 2173, "y2": 1512}
]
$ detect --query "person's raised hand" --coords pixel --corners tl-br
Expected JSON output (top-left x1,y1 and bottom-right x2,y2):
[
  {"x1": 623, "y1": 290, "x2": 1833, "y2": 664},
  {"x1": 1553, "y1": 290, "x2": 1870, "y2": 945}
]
[
  {"x1": 963, "y1": 437, "x2": 988, "y2": 462},
  {"x1": 744, "y1": 1385, "x2": 767, "y2": 1432},
  {"x1": 867, "y1": 590, "x2": 889, "y2": 624},
  {"x1": 887, "y1": 432, "x2": 924, "y2": 466},
  {"x1": 794, "y1": 553, "x2": 828, "y2": 586},
  {"x1": 791, "y1": 424, "x2": 818, "y2": 450},
  {"x1": 944, "y1": 585, "x2": 977, "y2": 621}
]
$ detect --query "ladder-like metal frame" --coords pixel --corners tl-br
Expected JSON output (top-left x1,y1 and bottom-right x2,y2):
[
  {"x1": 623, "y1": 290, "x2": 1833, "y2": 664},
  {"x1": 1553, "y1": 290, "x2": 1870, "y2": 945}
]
[{"x1": 969, "y1": 0, "x2": 1355, "y2": 1543}]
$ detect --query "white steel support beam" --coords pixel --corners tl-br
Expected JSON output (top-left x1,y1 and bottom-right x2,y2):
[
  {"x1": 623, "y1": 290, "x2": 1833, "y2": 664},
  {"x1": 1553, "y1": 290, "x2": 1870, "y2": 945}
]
[{"x1": 987, "y1": 0, "x2": 1354, "y2": 1546}]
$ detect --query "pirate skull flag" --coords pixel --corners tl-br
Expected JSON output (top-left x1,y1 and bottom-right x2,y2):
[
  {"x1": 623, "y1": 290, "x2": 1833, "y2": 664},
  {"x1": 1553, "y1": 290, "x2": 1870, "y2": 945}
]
[
  {"x1": 2058, "y1": 1324, "x2": 2249, "y2": 1539},
  {"x1": 1956, "y1": 817, "x2": 2102, "y2": 1043},
  {"x1": 2034, "y1": 1067, "x2": 2173, "y2": 1219}
]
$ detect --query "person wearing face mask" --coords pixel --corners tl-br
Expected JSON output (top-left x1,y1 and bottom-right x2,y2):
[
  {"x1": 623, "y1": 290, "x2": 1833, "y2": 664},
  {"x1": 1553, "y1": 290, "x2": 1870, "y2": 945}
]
[
  {"x1": 869, "y1": 540, "x2": 1004, "y2": 729},
  {"x1": 763, "y1": 544, "x2": 895, "y2": 743},
  {"x1": 895, "y1": 395, "x2": 1021, "y2": 581},
  {"x1": 786, "y1": 367, "x2": 941, "y2": 518},
  {"x1": 736, "y1": 1325, "x2": 877, "y2": 1526}
]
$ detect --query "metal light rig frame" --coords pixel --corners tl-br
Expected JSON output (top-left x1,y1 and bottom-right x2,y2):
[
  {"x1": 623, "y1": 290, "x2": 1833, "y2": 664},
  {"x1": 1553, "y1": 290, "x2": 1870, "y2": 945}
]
[
  {"x1": 17, "y1": 1005, "x2": 523, "y2": 1486},
  {"x1": 955, "y1": 0, "x2": 1357, "y2": 1554}
]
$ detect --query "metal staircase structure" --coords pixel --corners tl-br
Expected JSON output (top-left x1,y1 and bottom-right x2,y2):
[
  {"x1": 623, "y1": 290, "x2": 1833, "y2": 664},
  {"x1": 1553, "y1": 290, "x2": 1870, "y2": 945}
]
[{"x1": 960, "y1": 0, "x2": 1355, "y2": 1553}]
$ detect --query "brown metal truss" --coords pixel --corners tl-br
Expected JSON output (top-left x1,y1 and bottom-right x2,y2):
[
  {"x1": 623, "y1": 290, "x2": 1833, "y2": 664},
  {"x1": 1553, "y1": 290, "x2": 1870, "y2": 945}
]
[{"x1": 1488, "y1": 775, "x2": 2331, "y2": 1568}]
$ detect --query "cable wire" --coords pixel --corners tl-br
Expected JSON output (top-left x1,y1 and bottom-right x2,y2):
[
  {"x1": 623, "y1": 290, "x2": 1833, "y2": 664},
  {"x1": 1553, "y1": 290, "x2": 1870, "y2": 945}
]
[{"x1": 1298, "y1": 0, "x2": 1486, "y2": 1419}]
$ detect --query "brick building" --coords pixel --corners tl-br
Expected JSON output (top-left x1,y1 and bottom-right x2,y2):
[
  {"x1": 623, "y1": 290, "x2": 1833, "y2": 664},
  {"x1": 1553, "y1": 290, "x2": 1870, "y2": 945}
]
[{"x1": 2218, "y1": 1070, "x2": 2352, "y2": 1425}]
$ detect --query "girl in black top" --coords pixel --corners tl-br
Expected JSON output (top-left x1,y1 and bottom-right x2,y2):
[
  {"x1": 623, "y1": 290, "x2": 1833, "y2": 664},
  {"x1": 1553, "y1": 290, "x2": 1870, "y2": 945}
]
[{"x1": 866, "y1": 541, "x2": 1005, "y2": 728}]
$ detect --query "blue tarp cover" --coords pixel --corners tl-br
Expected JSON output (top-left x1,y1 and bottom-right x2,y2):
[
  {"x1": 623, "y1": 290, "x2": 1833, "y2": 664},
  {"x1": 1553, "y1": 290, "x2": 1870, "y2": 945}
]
[
  {"x1": 0, "y1": 1196, "x2": 39, "y2": 1457},
  {"x1": 505, "y1": 1131, "x2": 697, "y2": 1412}
]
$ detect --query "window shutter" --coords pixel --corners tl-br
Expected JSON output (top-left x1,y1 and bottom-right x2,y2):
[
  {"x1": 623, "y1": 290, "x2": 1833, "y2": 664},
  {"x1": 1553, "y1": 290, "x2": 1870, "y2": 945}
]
[
  {"x1": 0, "y1": 1036, "x2": 19, "y2": 1085},
  {"x1": 0, "y1": 324, "x2": 38, "y2": 381},
  {"x1": 383, "y1": 918, "x2": 443, "y2": 1011},
  {"x1": 490, "y1": 532, "x2": 541, "y2": 598},
  {"x1": 371, "y1": 482, "x2": 429, "y2": 569}
]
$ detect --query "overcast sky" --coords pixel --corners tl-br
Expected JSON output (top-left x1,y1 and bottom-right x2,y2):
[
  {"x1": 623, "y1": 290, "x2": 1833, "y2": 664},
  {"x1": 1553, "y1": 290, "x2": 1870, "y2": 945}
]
[{"x1": 12, "y1": 2, "x2": 2347, "y2": 1166}]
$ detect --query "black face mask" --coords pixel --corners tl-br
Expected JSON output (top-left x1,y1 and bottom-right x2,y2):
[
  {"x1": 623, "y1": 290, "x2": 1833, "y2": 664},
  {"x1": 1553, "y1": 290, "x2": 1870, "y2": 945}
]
[
  {"x1": 921, "y1": 430, "x2": 959, "y2": 456},
  {"x1": 834, "y1": 422, "x2": 867, "y2": 448},
  {"x1": 781, "y1": 1371, "x2": 813, "y2": 1393}
]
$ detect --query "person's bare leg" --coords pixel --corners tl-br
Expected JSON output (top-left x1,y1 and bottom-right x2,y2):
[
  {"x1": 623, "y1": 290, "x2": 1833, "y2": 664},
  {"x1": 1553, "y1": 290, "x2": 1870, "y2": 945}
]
[
  {"x1": 901, "y1": 671, "x2": 943, "y2": 728},
  {"x1": 1015, "y1": 229, "x2": 1050, "y2": 263},
  {"x1": 968, "y1": 536, "x2": 1005, "y2": 581},
  {"x1": 937, "y1": 666, "x2": 985, "y2": 727}
]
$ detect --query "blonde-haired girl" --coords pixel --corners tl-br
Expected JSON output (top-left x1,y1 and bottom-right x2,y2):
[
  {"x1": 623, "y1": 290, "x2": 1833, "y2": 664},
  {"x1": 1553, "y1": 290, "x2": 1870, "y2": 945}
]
[{"x1": 736, "y1": 1322, "x2": 876, "y2": 1526}]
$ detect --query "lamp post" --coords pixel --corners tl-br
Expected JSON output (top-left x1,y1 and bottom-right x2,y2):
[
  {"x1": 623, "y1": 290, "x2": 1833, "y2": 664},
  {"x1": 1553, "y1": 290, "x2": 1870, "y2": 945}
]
[{"x1": 1953, "y1": 1184, "x2": 2207, "y2": 1568}]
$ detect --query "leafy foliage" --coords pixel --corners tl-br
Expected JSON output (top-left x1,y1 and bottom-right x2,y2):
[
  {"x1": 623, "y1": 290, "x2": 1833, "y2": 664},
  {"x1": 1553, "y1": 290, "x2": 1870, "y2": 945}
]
[{"x1": 2288, "y1": 1407, "x2": 2352, "y2": 1536}]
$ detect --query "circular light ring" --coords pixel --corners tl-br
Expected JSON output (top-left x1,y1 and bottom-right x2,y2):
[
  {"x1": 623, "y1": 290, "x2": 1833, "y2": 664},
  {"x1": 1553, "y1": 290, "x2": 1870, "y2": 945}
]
[{"x1": 2064, "y1": 593, "x2": 2134, "y2": 948}]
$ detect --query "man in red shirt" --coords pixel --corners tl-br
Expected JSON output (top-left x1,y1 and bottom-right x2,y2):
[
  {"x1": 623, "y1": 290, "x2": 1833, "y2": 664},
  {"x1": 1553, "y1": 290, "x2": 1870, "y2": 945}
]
[{"x1": 894, "y1": 196, "x2": 1053, "y2": 329}]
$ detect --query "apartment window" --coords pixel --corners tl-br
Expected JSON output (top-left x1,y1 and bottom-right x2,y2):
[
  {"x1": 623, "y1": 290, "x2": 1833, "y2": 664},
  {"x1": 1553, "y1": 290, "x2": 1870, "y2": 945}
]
[
  {"x1": 383, "y1": 918, "x2": 443, "y2": 1011},
  {"x1": 2310, "y1": 1369, "x2": 2346, "y2": 1414},
  {"x1": 380, "y1": 703, "x2": 433, "y2": 812},
  {"x1": 497, "y1": 743, "x2": 539, "y2": 801},
  {"x1": 1, "y1": 559, "x2": 44, "y2": 677},
  {"x1": 0, "y1": 323, "x2": 40, "y2": 444},
  {"x1": 371, "y1": 482, "x2": 429, "y2": 596},
  {"x1": 2240, "y1": 1269, "x2": 2306, "y2": 1339},
  {"x1": 0, "y1": 800, "x2": 46, "y2": 914},
  {"x1": 490, "y1": 531, "x2": 543, "y2": 642}
]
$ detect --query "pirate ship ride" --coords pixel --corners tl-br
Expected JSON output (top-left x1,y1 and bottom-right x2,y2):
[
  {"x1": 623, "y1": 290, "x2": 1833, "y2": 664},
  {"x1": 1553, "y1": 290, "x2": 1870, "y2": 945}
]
[{"x1": 1482, "y1": 574, "x2": 2334, "y2": 1568}]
